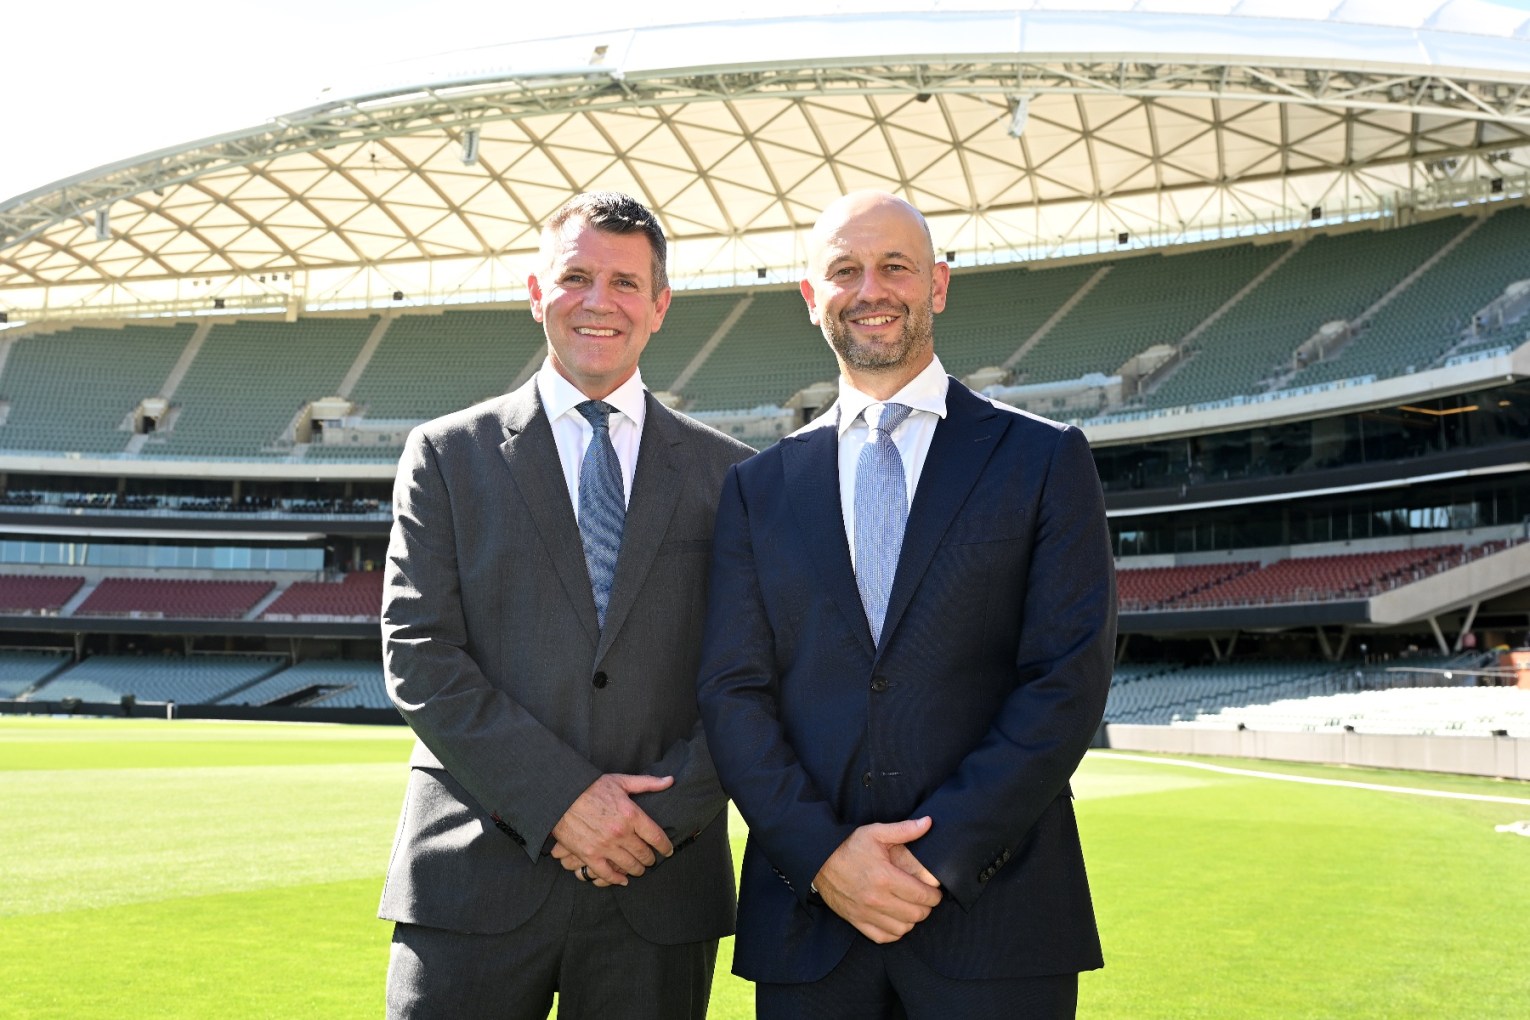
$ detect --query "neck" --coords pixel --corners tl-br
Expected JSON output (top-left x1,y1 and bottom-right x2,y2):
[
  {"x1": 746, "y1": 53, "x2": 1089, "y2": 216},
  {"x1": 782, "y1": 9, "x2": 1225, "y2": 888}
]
[{"x1": 842, "y1": 352, "x2": 933, "y2": 401}]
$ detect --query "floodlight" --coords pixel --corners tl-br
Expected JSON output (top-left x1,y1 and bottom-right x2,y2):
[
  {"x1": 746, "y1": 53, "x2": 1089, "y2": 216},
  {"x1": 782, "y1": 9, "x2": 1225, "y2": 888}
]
[
  {"x1": 461, "y1": 127, "x2": 480, "y2": 166},
  {"x1": 1006, "y1": 96, "x2": 1030, "y2": 139},
  {"x1": 95, "y1": 207, "x2": 110, "y2": 242}
]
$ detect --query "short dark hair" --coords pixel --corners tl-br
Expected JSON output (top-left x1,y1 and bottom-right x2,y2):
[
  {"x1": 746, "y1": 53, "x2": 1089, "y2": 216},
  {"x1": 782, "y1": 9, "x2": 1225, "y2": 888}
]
[{"x1": 540, "y1": 191, "x2": 669, "y2": 295}]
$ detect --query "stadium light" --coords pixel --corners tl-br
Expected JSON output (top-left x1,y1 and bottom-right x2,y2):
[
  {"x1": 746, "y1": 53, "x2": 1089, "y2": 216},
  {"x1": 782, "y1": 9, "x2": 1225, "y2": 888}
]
[
  {"x1": 460, "y1": 127, "x2": 480, "y2": 166},
  {"x1": 94, "y1": 207, "x2": 110, "y2": 242},
  {"x1": 1006, "y1": 96, "x2": 1031, "y2": 139}
]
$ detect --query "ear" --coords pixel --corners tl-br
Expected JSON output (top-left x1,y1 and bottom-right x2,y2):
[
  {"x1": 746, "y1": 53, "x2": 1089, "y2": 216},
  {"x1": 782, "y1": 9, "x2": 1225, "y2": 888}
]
[
  {"x1": 799, "y1": 278, "x2": 822, "y2": 325},
  {"x1": 930, "y1": 260, "x2": 950, "y2": 315},
  {"x1": 650, "y1": 286, "x2": 673, "y2": 332},
  {"x1": 528, "y1": 274, "x2": 546, "y2": 322}
]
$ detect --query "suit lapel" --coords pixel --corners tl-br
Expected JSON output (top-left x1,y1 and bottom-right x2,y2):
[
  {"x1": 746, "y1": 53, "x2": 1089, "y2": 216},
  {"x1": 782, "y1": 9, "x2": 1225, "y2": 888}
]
[
  {"x1": 783, "y1": 422, "x2": 876, "y2": 657},
  {"x1": 879, "y1": 379, "x2": 1008, "y2": 651},
  {"x1": 594, "y1": 394, "x2": 684, "y2": 663},
  {"x1": 497, "y1": 383, "x2": 601, "y2": 648}
]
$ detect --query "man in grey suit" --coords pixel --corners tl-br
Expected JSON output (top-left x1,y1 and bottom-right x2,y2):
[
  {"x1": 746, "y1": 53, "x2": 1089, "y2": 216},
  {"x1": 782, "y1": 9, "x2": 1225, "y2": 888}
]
[{"x1": 380, "y1": 191, "x2": 753, "y2": 1019}]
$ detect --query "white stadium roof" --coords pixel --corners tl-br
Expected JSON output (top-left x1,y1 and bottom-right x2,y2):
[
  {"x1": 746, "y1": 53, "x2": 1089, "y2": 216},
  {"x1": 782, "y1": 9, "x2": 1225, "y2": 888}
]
[{"x1": 2, "y1": 0, "x2": 1529, "y2": 322}]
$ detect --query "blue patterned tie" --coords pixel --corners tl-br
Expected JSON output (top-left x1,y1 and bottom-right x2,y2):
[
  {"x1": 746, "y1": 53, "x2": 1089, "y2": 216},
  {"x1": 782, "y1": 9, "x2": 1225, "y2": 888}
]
[
  {"x1": 576, "y1": 400, "x2": 625, "y2": 628},
  {"x1": 854, "y1": 402, "x2": 913, "y2": 646}
]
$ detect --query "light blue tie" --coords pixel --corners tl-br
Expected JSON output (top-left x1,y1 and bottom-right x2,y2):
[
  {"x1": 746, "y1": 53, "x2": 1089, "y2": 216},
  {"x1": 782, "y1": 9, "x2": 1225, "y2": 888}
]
[
  {"x1": 854, "y1": 402, "x2": 913, "y2": 646},
  {"x1": 576, "y1": 400, "x2": 625, "y2": 628}
]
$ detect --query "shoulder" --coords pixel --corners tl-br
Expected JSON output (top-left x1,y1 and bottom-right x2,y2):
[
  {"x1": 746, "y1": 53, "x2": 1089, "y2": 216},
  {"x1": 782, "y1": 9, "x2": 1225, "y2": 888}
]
[
  {"x1": 407, "y1": 390, "x2": 529, "y2": 454},
  {"x1": 951, "y1": 378, "x2": 1076, "y2": 444},
  {"x1": 650, "y1": 400, "x2": 757, "y2": 465}
]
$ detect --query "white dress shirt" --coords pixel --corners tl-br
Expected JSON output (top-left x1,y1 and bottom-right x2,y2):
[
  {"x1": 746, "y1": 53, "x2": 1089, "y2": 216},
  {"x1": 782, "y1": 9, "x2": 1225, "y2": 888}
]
[
  {"x1": 794, "y1": 355, "x2": 952, "y2": 568},
  {"x1": 536, "y1": 359, "x2": 648, "y2": 519}
]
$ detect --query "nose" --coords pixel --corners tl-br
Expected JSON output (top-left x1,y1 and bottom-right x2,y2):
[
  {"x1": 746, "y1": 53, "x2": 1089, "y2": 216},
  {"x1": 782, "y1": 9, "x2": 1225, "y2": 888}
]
[
  {"x1": 855, "y1": 269, "x2": 891, "y2": 304},
  {"x1": 583, "y1": 278, "x2": 616, "y2": 312}
]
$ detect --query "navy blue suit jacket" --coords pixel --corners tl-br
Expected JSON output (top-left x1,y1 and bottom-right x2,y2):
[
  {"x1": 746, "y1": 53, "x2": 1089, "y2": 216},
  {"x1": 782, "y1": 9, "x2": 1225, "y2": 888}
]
[{"x1": 696, "y1": 378, "x2": 1115, "y2": 984}]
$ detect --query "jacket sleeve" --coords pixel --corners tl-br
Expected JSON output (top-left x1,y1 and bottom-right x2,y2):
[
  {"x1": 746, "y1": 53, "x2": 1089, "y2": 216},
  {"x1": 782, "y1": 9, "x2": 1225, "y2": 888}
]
[
  {"x1": 908, "y1": 425, "x2": 1116, "y2": 909},
  {"x1": 382, "y1": 426, "x2": 600, "y2": 861},
  {"x1": 696, "y1": 463, "x2": 858, "y2": 901}
]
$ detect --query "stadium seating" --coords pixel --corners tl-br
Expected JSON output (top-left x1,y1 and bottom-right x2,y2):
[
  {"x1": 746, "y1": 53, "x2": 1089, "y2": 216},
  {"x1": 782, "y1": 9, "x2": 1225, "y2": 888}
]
[
  {"x1": 1180, "y1": 547, "x2": 1461, "y2": 607},
  {"x1": 146, "y1": 317, "x2": 375, "y2": 457},
  {"x1": 0, "y1": 323, "x2": 193, "y2": 454},
  {"x1": 1143, "y1": 217, "x2": 1468, "y2": 409},
  {"x1": 0, "y1": 574, "x2": 84, "y2": 614},
  {"x1": 0, "y1": 649, "x2": 71, "y2": 698},
  {"x1": 307, "y1": 665, "x2": 393, "y2": 709},
  {"x1": 639, "y1": 293, "x2": 743, "y2": 393},
  {"x1": 261, "y1": 572, "x2": 383, "y2": 621},
  {"x1": 1016, "y1": 243, "x2": 1288, "y2": 388},
  {"x1": 1288, "y1": 206, "x2": 1530, "y2": 387},
  {"x1": 1181, "y1": 679, "x2": 1527, "y2": 737},
  {"x1": 33, "y1": 654, "x2": 285, "y2": 704},
  {"x1": 1116, "y1": 562, "x2": 1258, "y2": 611},
  {"x1": 934, "y1": 262, "x2": 1098, "y2": 381},
  {"x1": 1105, "y1": 660, "x2": 1346, "y2": 725},
  {"x1": 74, "y1": 578, "x2": 273, "y2": 619},
  {"x1": 343, "y1": 308, "x2": 541, "y2": 422},
  {"x1": 681, "y1": 291, "x2": 837, "y2": 412},
  {"x1": 218, "y1": 658, "x2": 385, "y2": 708}
]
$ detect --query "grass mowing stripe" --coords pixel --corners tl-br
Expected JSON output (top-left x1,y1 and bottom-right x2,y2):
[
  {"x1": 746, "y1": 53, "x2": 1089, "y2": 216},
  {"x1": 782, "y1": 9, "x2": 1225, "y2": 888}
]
[{"x1": 1092, "y1": 750, "x2": 1530, "y2": 805}]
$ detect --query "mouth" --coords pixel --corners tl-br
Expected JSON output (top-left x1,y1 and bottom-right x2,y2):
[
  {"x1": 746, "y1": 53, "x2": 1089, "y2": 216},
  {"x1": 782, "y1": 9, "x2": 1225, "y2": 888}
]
[
  {"x1": 575, "y1": 327, "x2": 620, "y2": 338},
  {"x1": 851, "y1": 314, "x2": 899, "y2": 328}
]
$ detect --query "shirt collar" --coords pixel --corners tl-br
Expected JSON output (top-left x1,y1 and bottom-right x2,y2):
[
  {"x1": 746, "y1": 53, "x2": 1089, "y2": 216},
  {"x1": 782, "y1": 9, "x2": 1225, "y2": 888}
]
[
  {"x1": 536, "y1": 358, "x2": 648, "y2": 431},
  {"x1": 834, "y1": 355, "x2": 949, "y2": 438}
]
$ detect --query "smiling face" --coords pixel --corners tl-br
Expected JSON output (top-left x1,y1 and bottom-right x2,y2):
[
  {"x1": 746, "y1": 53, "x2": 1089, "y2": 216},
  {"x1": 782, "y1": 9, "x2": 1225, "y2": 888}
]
[
  {"x1": 800, "y1": 191, "x2": 949, "y2": 397},
  {"x1": 528, "y1": 218, "x2": 671, "y2": 400}
]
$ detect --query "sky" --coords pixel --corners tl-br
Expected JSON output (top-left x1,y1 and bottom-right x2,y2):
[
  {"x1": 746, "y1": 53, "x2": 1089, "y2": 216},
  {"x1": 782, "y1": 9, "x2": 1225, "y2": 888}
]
[{"x1": 2, "y1": 0, "x2": 1529, "y2": 205}]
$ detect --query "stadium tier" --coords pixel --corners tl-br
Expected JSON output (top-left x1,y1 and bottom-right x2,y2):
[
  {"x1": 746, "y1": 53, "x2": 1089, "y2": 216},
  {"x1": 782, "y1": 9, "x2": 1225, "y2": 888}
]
[
  {"x1": 343, "y1": 308, "x2": 540, "y2": 422},
  {"x1": 143, "y1": 317, "x2": 375, "y2": 458},
  {"x1": 308, "y1": 667, "x2": 391, "y2": 709},
  {"x1": 0, "y1": 323, "x2": 193, "y2": 454},
  {"x1": 1103, "y1": 660, "x2": 1350, "y2": 725},
  {"x1": 218, "y1": 659, "x2": 385, "y2": 708},
  {"x1": 0, "y1": 574, "x2": 84, "y2": 613},
  {"x1": 1180, "y1": 682, "x2": 1528, "y2": 737},
  {"x1": 0, "y1": 207, "x2": 1525, "y2": 458},
  {"x1": 1115, "y1": 562, "x2": 1258, "y2": 612},
  {"x1": 261, "y1": 571, "x2": 383, "y2": 621},
  {"x1": 0, "y1": 649, "x2": 71, "y2": 698},
  {"x1": 32, "y1": 654, "x2": 285, "y2": 705},
  {"x1": 74, "y1": 578, "x2": 274, "y2": 619}
]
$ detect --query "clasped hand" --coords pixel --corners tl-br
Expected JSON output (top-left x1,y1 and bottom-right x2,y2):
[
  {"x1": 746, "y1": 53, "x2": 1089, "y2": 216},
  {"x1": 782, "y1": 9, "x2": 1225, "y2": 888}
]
[
  {"x1": 550, "y1": 773, "x2": 674, "y2": 888},
  {"x1": 812, "y1": 816, "x2": 942, "y2": 944}
]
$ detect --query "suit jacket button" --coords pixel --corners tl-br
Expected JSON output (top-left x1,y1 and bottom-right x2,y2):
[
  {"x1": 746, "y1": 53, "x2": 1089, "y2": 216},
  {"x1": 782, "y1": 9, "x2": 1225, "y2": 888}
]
[
  {"x1": 862, "y1": 771, "x2": 873, "y2": 787},
  {"x1": 592, "y1": 671, "x2": 609, "y2": 689},
  {"x1": 869, "y1": 677, "x2": 889, "y2": 692}
]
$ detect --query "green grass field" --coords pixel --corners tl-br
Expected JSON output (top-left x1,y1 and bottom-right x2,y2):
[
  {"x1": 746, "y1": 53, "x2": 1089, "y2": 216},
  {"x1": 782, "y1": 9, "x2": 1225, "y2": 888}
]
[{"x1": 3, "y1": 717, "x2": 1528, "y2": 1018}]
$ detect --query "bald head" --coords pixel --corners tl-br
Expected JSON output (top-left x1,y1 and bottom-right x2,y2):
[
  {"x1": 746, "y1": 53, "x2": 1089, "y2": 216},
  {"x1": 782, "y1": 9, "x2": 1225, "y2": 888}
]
[
  {"x1": 800, "y1": 191, "x2": 949, "y2": 399},
  {"x1": 808, "y1": 191, "x2": 935, "y2": 268}
]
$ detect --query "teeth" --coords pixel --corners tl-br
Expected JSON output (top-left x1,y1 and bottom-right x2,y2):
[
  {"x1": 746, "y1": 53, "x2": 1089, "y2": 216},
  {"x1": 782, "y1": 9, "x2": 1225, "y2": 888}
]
[
  {"x1": 856, "y1": 316, "x2": 896, "y2": 326},
  {"x1": 577, "y1": 328, "x2": 618, "y2": 336}
]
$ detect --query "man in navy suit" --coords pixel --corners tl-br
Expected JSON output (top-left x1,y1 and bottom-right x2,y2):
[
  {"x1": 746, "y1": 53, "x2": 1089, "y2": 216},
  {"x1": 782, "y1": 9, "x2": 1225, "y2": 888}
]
[{"x1": 696, "y1": 191, "x2": 1116, "y2": 1018}]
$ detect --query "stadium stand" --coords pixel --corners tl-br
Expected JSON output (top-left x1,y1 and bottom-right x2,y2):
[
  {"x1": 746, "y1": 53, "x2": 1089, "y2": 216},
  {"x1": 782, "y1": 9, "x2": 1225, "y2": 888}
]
[
  {"x1": 308, "y1": 666, "x2": 392, "y2": 709},
  {"x1": 342, "y1": 309, "x2": 540, "y2": 421},
  {"x1": 0, "y1": 574, "x2": 84, "y2": 614},
  {"x1": 1105, "y1": 660, "x2": 1348, "y2": 725},
  {"x1": 33, "y1": 654, "x2": 285, "y2": 704},
  {"x1": 934, "y1": 262, "x2": 1098, "y2": 381},
  {"x1": 0, "y1": 649, "x2": 71, "y2": 698},
  {"x1": 1116, "y1": 562, "x2": 1259, "y2": 611},
  {"x1": 1142, "y1": 217, "x2": 1469, "y2": 409},
  {"x1": 147, "y1": 317, "x2": 375, "y2": 457},
  {"x1": 1178, "y1": 547, "x2": 1467, "y2": 607},
  {"x1": 680, "y1": 290, "x2": 837, "y2": 411},
  {"x1": 1181, "y1": 681, "x2": 1528, "y2": 737},
  {"x1": 218, "y1": 658, "x2": 385, "y2": 708},
  {"x1": 1288, "y1": 206, "x2": 1530, "y2": 388},
  {"x1": 639, "y1": 292, "x2": 742, "y2": 393},
  {"x1": 1016, "y1": 243, "x2": 1288, "y2": 387},
  {"x1": 74, "y1": 578, "x2": 273, "y2": 619},
  {"x1": 0, "y1": 323, "x2": 193, "y2": 454},
  {"x1": 261, "y1": 571, "x2": 383, "y2": 621}
]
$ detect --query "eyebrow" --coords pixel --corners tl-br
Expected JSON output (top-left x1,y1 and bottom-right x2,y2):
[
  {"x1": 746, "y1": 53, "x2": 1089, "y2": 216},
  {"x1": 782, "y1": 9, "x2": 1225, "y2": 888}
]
[{"x1": 824, "y1": 250, "x2": 920, "y2": 269}]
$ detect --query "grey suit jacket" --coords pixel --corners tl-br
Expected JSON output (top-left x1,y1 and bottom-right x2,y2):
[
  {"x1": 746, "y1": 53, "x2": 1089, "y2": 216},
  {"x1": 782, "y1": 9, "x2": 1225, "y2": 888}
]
[{"x1": 378, "y1": 379, "x2": 752, "y2": 944}]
